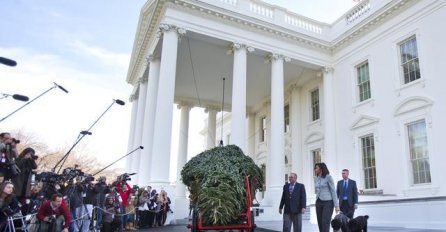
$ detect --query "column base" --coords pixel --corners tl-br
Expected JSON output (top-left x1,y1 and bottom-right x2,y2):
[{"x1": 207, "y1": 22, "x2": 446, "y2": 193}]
[
  {"x1": 173, "y1": 197, "x2": 190, "y2": 220},
  {"x1": 262, "y1": 186, "x2": 283, "y2": 208}
]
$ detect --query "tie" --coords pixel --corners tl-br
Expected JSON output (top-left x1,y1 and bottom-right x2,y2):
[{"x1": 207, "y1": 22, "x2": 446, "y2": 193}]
[
  {"x1": 289, "y1": 183, "x2": 294, "y2": 195},
  {"x1": 343, "y1": 181, "x2": 348, "y2": 200}
]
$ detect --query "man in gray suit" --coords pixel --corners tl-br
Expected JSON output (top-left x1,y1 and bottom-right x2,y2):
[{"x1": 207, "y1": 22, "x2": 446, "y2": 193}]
[
  {"x1": 336, "y1": 169, "x2": 358, "y2": 218},
  {"x1": 279, "y1": 173, "x2": 306, "y2": 232}
]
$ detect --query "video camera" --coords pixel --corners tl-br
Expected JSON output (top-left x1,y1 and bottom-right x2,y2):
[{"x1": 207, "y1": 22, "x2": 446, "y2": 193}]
[
  {"x1": 117, "y1": 172, "x2": 136, "y2": 183},
  {"x1": 35, "y1": 172, "x2": 62, "y2": 183},
  {"x1": 62, "y1": 165, "x2": 84, "y2": 181}
]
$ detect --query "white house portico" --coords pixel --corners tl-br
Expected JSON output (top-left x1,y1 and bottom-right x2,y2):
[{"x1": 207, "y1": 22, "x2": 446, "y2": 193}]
[{"x1": 125, "y1": 0, "x2": 446, "y2": 229}]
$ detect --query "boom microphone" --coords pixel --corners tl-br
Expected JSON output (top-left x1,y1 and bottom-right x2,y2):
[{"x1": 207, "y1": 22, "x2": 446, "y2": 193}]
[
  {"x1": 80, "y1": 131, "x2": 92, "y2": 135},
  {"x1": 54, "y1": 82, "x2": 69, "y2": 93},
  {"x1": 114, "y1": 99, "x2": 125, "y2": 105},
  {"x1": 0, "y1": 57, "x2": 17, "y2": 67},
  {"x1": 139, "y1": 146, "x2": 144, "y2": 149},
  {"x1": 12, "y1": 94, "x2": 29, "y2": 102}
]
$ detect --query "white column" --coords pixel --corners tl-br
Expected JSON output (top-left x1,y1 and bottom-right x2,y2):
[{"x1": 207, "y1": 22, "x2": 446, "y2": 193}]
[
  {"x1": 149, "y1": 24, "x2": 184, "y2": 187},
  {"x1": 175, "y1": 103, "x2": 191, "y2": 219},
  {"x1": 139, "y1": 56, "x2": 161, "y2": 185},
  {"x1": 268, "y1": 54, "x2": 286, "y2": 195},
  {"x1": 126, "y1": 95, "x2": 139, "y2": 173},
  {"x1": 322, "y1": 67, "x2": 337, "y2": 171},
  {"x1": 206, "y1": 107, "x2": 217, "y2": 149},
  {"x1": 230, "y1": 43, "x2": 253, "y2": 153},
  {"x1": 247, "y1": 113, "x2": 256, "y2": 159},
  {"x1": 131, "y1": 78, "x2": 148, "y2": 184},
  {"x1": 289, "y1": 84, "x2": 303, "y2": 175}
]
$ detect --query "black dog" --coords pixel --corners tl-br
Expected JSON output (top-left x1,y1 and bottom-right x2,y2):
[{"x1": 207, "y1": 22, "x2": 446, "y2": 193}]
[
  {"x1": 348, "y1": 215, "x2": 369, "y2": 232},
  {"x1": 331, "y1": 212, "x2": 350, "y2": 232}
]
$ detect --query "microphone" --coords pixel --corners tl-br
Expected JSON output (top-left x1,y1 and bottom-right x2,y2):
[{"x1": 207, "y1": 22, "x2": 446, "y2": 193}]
[
  {"x1": 114, "y1": 99, "x2": 125, "y2": 106},
  {"x1": 80, "y1": 131, "x2": 92, "y2": 135},
  {"x1": 0, "y1": 57, "x2": 17, "y2": 67},
  {"x1": 54, "y1": 82, "x2": 69, "y2": 93},
  {"x1": 139, "y1": 146, "x2": 144, "y2": 149},
  {"x1": 12, "y1": 94, "x2": 29, "y2": 102}
]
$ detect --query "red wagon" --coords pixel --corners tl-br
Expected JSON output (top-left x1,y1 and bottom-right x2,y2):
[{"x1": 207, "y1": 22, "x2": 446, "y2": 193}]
[{"x1": 187, "y1": 176, "x2": 256, "y2": 232}]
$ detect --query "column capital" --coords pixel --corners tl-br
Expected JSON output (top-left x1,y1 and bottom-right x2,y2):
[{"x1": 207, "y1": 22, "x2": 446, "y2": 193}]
[
  {"x1": 204, "y1": 106, "x2": 220, "y2": 113},
  {"x1": 129, "y1": 93, "x2": 138, "y2": 102},
  {"x1": 157, "y1": 24, "x2": 187, "y2": 38},
  {"x1": 146, "y1": 54, "x2": 160, "y2": 63},
  {"x1": 227, "y1": 43, "x2": 255, "y2": 54},
  {"x1": 176, "y1": 102, "x2": 193, "y2": 110},
  {"x1": 266, "y1": 53, "x2": 291, "y2": 63},
  {"x1": 138, "y1": 75, "x2": 148, "y2": 84},
  {"x1": 286, "y1": 82, "x2": 301, "y2": 96},
  {"x1": 322, "y1": 66, "x2": 334, "y2": 74}
]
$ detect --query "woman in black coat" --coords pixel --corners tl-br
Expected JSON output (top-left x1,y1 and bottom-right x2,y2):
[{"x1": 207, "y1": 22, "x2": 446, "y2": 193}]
[
  {"x1": 0, "y1": 181, "x2": 20, "y2": 230},
  {"x1": 11, "y1": 147, "x2": 37, "y2": 200}
]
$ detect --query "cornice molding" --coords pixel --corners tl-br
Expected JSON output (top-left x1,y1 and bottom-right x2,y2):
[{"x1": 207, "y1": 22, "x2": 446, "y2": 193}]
[
  {"x1": 127, "y1": 0, "x2": 420, "y2": 85},
  {"x1": 331, "y1": 0, "x2": 418, "y2": 51}
]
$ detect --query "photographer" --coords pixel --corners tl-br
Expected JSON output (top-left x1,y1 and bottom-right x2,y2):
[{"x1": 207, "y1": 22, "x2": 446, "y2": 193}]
[
  {"x1": 37, "y1": 193, "x2": 71, "y2": 232},
  {"x1": 0, "y1": 181, "x2": 20, "y2": 230},
  {"x1": 0, "y1": 133, "x2": 20, "y2": 181},
  {"x1": 94, "y1": 176, "x2": 110, "y2": 230},
  {"x1": 115, "y1": 174, "x2": 132, "y2": 231},
  {"x1": 102, "y1": 195, "x2": 121, "y2": 232},
  {"x1": 67, "y1": 176, "x2": 85, "y2": 232},
  {"x1": 12, "y1": 147, "x2": 38, "y2": 200},
  {"x1": 79, "y1": 175, "x2": 95, "y2": 232}
]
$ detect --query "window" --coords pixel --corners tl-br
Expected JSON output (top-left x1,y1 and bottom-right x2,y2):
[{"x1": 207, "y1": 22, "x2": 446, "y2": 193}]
[
  {"x1": 356, "y1": 61, "x2": 371, "y2": 101},
  {"x1": 284, "y1": 104, "x2": 290, "y2": 133},
  {"x1": 407, "y1": 120, "x2": 431, "y2": 184},
  {"x1": 400, "y1": 36, "x2": 420, "y2": 84},
  {"x1": 361, "y1": 135, "x2": 377, "y2": 189},
  {"x1": 260, "y1": 116, "x2": 267, "y2": 142},
  {"x1": 310, "y1": 89, "x2": 320, "y2": 121},
  {"x1": 312, "y1": 149, "x2": 321, "y2": 192}
]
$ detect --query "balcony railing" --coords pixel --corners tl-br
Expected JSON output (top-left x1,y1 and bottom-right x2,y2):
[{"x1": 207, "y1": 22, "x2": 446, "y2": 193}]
[{"x1": 345, "y1": 0, "x2": 371, "y2": 24}]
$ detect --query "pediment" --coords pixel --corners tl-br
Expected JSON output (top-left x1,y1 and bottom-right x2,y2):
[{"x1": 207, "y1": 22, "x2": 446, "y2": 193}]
[
  {"x1": 394, "y1": 97, "x2": 433, "y2": 116},
  {"x1": 350, "y1": 115, "x2": 380, "y2": 130},
  {"x1": 304, "y1": 132, "x2": 323, "y2": 144}
]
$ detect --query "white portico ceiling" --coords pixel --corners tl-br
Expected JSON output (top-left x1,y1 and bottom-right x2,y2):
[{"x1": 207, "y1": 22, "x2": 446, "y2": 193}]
[{"x1": 170, "y1": 31, "x2": 319, "y2": 110}]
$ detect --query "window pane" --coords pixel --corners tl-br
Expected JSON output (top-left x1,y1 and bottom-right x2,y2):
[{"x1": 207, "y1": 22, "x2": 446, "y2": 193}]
[
  {"x1": 408, "y1": 120, "x2": 431, "y2": 184},
  {"x1": 361, "y1": 135, "x2": 377, "y2": 189},
  {"x1": 311, "y1": 89, "x2": 320, "y2": 121},
  {"x1": 284, "y1": 105, "x2": 290, "y2": 133},
  {"x1": 357, "y1": 62, "x2": 371, "y2": 102},
  {"x1": 400, "y1": 36, "x2": 420, "y2": 84}
]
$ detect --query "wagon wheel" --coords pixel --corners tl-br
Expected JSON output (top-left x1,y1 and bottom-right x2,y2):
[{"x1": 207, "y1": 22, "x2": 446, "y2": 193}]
[{"x1": 191, "y1": 208, "x2": 200, "y2": 232}]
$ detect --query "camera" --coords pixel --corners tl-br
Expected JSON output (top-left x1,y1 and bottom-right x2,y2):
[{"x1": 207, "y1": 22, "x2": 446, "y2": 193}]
[
  {"x1": 132, "y1": 185, "x2": 139, "y2": 193},
  {"x1": 62, "y1": 166, "x2": 84, "y2": 181},
  {"x1": 117, "y1": 172, "x2": 136, "y2": 183},
  {"x1": 83, "y1": 175, "x2": 95, "y2": 182},
  {"x1": 48, "y1": 214, "x2": 57, "y2": 223},
  {"x1": 35, "y1": 172, "x2": 61, "y2": 183}
]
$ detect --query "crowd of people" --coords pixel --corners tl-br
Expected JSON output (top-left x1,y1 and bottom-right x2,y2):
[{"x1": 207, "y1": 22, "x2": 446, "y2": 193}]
[{"x1": 0, "y1": 131, "x2": 173, "y2": 232}]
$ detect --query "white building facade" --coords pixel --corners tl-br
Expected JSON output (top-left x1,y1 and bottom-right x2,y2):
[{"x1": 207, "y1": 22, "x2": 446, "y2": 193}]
[{"x1": 125, "y1": 0, "x2": 446, "y2": 229}]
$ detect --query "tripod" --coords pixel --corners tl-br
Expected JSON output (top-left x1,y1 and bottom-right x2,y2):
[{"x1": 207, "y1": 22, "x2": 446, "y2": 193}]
[{"x1": 3, "y1": 213, "x2": 28, "y2": 232}]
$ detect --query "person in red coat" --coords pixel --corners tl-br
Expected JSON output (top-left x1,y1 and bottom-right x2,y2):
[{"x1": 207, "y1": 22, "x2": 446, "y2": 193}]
[{"x1": 37, "y1": 193, "x2": 71, "y2": 232}]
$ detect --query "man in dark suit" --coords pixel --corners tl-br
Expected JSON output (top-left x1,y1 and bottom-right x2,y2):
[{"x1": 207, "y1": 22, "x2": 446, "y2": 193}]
[
  {"x1": 336, "y1": 169, "x2": 358, "y2": 218},
  {"x1": 279, "y1": 173, "x2": 306, "y2": 232}
]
